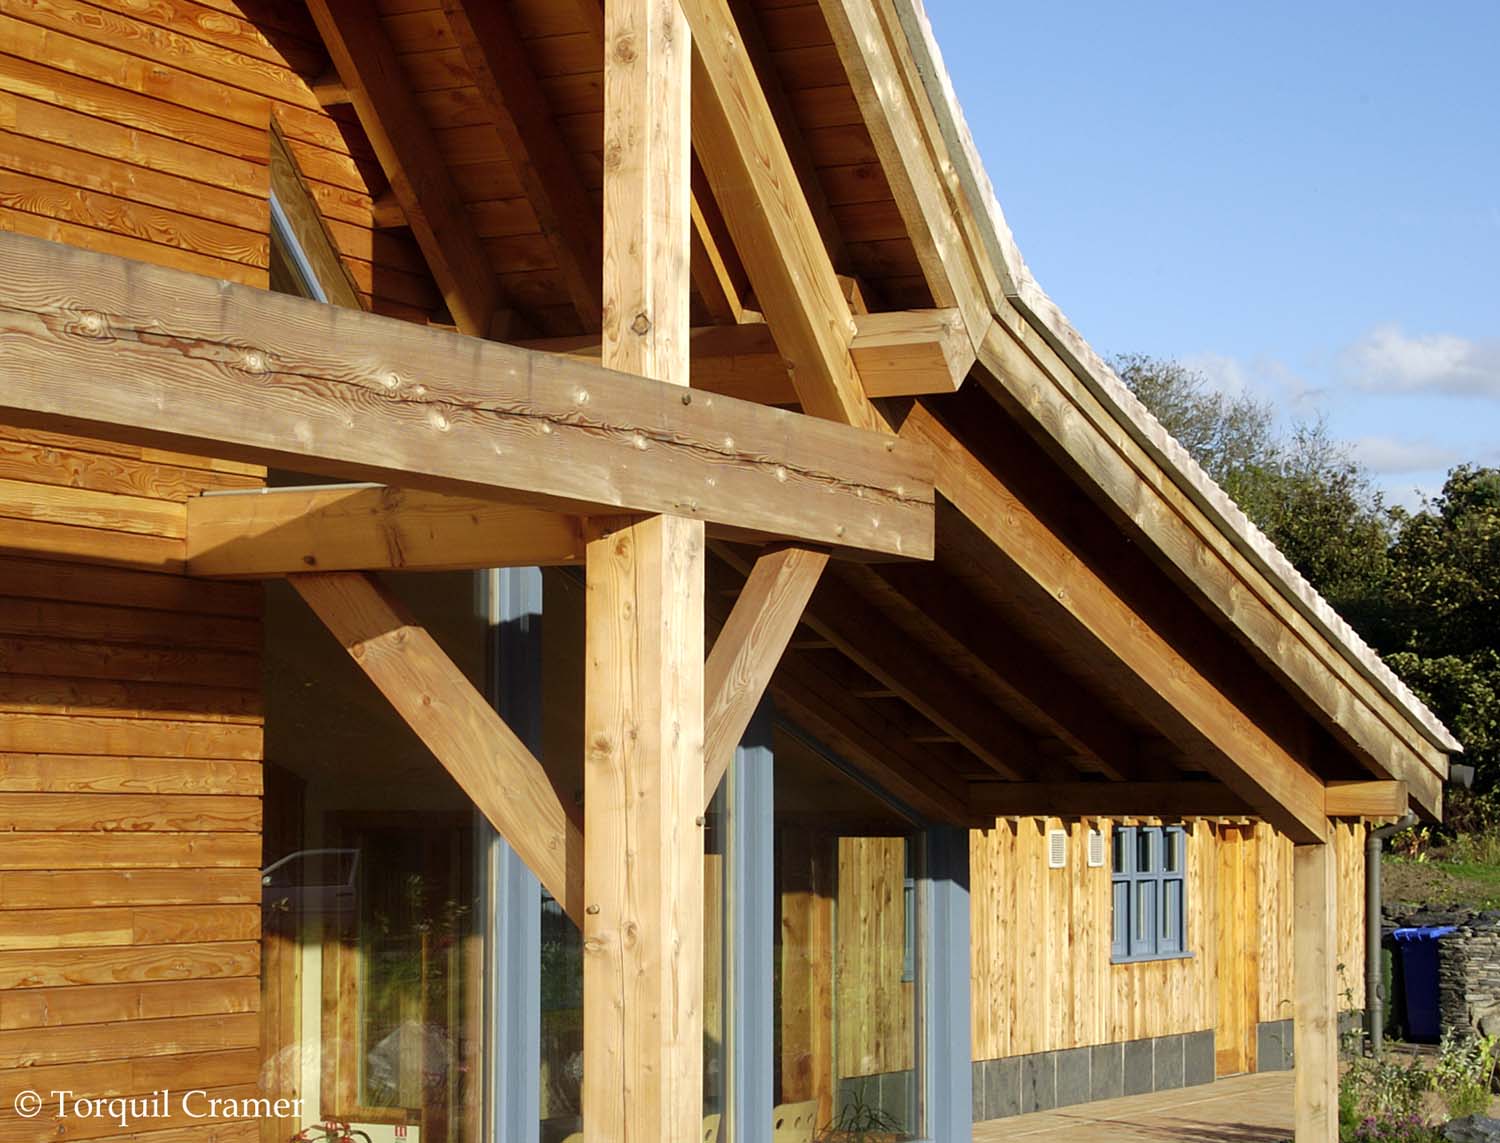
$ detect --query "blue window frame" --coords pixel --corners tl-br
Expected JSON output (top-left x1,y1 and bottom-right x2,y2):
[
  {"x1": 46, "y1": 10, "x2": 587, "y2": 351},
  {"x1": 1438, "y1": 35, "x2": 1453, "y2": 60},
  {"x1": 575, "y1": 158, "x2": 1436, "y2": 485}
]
[{"x1": 1111, "y1": 825, "x2": 1188, "y2": 962}]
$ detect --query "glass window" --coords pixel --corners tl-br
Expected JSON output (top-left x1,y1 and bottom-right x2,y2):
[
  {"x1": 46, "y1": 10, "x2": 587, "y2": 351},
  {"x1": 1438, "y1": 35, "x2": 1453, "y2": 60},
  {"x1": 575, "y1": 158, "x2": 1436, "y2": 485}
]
[
  {"x1": 1110, "y1": 825, "x2": 1189, "y2": 963},
  {"x1": 773, "y1": 726, "x2": 920, "y2": 1141},
  {"x1": 260, "y1": 570, "x2": 488, "y2": 1143}
]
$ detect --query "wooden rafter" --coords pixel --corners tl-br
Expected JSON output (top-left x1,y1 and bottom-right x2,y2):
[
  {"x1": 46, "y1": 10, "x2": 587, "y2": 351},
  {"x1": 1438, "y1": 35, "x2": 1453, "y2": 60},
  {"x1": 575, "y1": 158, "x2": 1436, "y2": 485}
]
[
  {"x1": 291, "y1": 572, "x2": 583, "y2": 924},
  {"x1": 689, "y1": 157, "x2": 752, "y2": 324},
  {"x1": 704, "y1": 546, "x2": 828, "y2": 802},
  {"x1": 765, "y1": 644, "x2": 970, "y2": 823},
  {"x1": 683, "y1": 0, "x2": 880, "y2": 429},
  {"x1": 976, "y1": 322, "x2": 1448, "y2": 813},
  {"x1": 0, "y1": 232, "x2": 932, "y2": 560},
  {"x1": 873, "y1": 564, "x2": 1137, "y2": 779},
  {"x1": 441, "y1": 0, "x2": 603, "y2": 332},
  {"x1": 904, "y1": 403, "x2": 1328, "y2": 843},
  {"x1": 727, "y1": 0, "x2": 852, "y2": 275},
  {"x1": 186, "y1": 485, "x2": 588, "y2": 577},
  {"x1": 968, "y1": 781, "x2": 1246, "y2": 820},
  {"x1": 819, "y1": 0, "x2": 995, "y2": 344},
  {"x1": 305, "y1": 0, "x2": 514, "y2": 337},
  {"x1": 715, "y1": 548, "x2": 1036, "y2": 780}
]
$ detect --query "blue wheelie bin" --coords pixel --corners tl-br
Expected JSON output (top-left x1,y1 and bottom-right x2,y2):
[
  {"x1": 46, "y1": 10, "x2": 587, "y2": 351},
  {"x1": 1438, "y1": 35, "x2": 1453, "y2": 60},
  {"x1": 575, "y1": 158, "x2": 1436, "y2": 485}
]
[{"x1": 1391, "y1": 925, "x2": 1457, "y2": 1042}]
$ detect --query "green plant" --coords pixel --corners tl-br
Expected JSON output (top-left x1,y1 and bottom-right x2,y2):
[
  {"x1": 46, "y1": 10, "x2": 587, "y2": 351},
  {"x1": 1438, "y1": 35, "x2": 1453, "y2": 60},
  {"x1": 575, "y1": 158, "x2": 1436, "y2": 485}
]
[
  {"x1": 1389, "y1": 825, "x2": 1433, "y2": 862},
  {"x1": 814, "y1": 1088, "x2": 906, "y2": 1142},
  {"x1": 1339, "y1": 1046, "x2": 1431, "y2": 1142},
  {"x1": 1433, "y1": 1032, "x2": 1498, "y2": 1118}
]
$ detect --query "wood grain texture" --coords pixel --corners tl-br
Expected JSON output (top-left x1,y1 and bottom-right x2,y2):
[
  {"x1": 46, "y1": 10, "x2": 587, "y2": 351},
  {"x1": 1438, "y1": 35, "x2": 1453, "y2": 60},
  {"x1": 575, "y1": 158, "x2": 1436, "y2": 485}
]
[
  {"x1": 306, "y1": 0, "x2": 510, "y2": 335},
  {"x1": 681, "y1": 0, "x2": 879, "y2": 429},
  {"x1": 1294, "y1": 838, "x2": 1339, "y2": 1142},
  {"x1": 905, "y1": 404, "x2": 1327, "y2": 843},
  {"x1": 703, "y1": 546, "x2": 827, "y2": 800},
  {"x1": 188, "y1": 484, "x2": 588, "y2": 576},
  {"x1": 1325, "y1": 780, "x2": 1407, "y2": 820},
  {"x1": 443, "y1": 0, "x2": 603, "y2": 330},
  {"x1": 291, "y1": 570, "x2": 584, "y2": 922},
  {"x1": 0, "y1": 230, "x2": 934, "y2": 558},
  {"x1": 583, "y1": 513, "x2": 705, "y2": 1143}
]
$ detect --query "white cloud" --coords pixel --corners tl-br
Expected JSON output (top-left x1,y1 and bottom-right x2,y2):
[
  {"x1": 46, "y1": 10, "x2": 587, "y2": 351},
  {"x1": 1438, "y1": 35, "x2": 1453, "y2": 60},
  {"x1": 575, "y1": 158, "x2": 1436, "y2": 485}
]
[
  {"x1": 1350, "y1": 435, "x2": 1461, "y2": 475},
  {"x1": 1343, "y1": 324, "x2": 1500, "y2": 396},
  {"x1": 1179, "y1": 351, "x2": 1323, "y2": 413}
]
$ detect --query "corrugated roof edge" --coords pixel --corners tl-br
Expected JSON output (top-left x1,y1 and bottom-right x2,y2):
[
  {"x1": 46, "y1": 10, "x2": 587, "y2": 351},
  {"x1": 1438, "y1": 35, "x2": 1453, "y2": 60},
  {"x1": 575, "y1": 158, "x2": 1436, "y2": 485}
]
[{"x1": 890, "y1": 0, "x2": 1461, "y2": 757}]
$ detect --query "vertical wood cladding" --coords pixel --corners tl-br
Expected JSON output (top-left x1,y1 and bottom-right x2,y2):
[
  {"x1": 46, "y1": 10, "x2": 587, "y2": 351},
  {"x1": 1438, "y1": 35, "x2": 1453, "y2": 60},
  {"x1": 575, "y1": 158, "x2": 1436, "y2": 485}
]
[{"x1": 969, "y1": 817, "x2": 1367, "y2": 1062}]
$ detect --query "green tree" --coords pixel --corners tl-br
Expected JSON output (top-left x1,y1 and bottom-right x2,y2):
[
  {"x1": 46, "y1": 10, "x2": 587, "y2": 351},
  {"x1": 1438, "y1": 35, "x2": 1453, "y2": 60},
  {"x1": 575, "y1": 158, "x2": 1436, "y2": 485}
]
[
  {"x1": 1382, "y1": 467, "x2": 1500, "y2": 786},
  {"x1": 1115, "y1": 355, "x2": 1391, "y2": 615},
  {"x1": 1117, "y1": 356, "x2": 1496, "y2": 784}
]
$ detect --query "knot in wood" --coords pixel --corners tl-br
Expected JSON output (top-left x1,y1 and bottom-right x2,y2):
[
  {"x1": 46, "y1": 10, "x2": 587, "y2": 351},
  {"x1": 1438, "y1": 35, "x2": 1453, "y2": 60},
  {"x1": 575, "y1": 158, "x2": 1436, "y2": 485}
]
[
  {"x1": 611, "y1": 33, "x2": 637, "y2": 64},
  {"x1": 630, "y1": 312, "x2": 652, "y2": 336}
]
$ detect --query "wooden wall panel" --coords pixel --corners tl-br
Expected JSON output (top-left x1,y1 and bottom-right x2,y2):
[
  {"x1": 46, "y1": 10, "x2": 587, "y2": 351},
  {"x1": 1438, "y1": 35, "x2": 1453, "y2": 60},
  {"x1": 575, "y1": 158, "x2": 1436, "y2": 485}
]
[
  {"x1": 970, "y1": 816, "x2": 1366, "y2": 1062},
  {"x1": 0, "y1": 424, "x2": 264, "y2": 1142},
  {"x1": 0, "y1": 0, "x2": 437, "y2": 322}
]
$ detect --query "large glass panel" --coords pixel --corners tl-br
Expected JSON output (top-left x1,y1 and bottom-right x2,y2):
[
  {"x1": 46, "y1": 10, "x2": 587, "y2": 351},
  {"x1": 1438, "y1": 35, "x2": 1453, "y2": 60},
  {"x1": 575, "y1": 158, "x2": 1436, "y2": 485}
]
[
  {"x1": 260, "y1": 569, "x2": 487, "y2": 1143},
  {"x1": 773, "y1": 726, "x2": 920, "y2": 1141}
]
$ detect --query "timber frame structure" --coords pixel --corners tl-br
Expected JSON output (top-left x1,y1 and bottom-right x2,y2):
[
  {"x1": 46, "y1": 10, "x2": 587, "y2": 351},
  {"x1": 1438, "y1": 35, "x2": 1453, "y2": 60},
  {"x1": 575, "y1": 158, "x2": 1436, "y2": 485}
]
[{"x1": 0, "y1": 0, "x2": 1459, "y2": 1140}]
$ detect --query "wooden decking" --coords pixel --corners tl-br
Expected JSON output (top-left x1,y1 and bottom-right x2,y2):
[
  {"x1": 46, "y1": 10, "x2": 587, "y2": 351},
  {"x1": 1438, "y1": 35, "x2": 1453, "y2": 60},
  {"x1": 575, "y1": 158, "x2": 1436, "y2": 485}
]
[{"x1": 972, "y1": 1072, "x2": 1294, "y2": 1143}]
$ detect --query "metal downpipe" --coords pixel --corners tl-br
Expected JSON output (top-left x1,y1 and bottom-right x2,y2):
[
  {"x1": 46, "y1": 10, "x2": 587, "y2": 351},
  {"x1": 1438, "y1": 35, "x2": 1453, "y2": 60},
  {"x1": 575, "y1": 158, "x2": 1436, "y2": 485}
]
[{"x1": 1366, "y1": 813, "x2": 1416, "y2": 1056}]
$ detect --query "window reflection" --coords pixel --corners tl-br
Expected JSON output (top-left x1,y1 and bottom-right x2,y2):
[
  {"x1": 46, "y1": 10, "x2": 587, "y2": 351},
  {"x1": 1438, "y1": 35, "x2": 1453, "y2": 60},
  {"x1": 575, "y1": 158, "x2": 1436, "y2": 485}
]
[
  {"x1": 774, "y1": 726, "x2": 919, "y2": 1141},
  {"x1": 260, "y1": 571, "x2": 486, "y2": 1143}
]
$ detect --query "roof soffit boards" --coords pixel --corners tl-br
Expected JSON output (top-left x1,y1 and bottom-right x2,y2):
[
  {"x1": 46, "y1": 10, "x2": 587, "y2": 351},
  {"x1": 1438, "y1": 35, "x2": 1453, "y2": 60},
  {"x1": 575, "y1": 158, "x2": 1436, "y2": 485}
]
[{"x1": 869, "y1": 0, "x2": 1457, "y2": 781}]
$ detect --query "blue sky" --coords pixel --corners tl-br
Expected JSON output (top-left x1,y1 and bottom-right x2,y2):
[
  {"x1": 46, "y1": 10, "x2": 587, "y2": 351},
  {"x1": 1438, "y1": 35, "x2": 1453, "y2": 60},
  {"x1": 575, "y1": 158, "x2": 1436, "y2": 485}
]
[{"x1": 923, "y1": 0, "x2": 1499, "y2": 507}]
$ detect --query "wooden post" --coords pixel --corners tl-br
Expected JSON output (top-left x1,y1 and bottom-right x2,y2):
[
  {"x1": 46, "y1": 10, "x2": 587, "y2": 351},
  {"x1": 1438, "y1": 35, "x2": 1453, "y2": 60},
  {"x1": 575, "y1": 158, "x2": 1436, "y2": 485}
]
[
  {"x1": 584, "y1": 515, "x2": 705, "y2": 1141},
  {"x1": 586, "y1": 0, "x2": 700, "y2": 1138},
  {"x1": 1294, "y1": 835, "x2": 1339, "y2": 1142}
]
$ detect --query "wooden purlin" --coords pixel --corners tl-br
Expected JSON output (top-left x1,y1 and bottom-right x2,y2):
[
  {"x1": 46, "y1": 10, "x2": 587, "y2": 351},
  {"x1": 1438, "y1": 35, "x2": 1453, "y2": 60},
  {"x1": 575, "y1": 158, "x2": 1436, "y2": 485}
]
[{"x1": 0, "y1": 231, "x2": 933, "y2": 560}]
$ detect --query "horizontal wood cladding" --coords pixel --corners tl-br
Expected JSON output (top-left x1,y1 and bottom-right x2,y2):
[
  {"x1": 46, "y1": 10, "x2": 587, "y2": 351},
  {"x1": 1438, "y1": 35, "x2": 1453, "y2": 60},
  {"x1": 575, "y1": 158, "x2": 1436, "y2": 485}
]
[
  {"x1": 969, "y1": 817, "x2": 1367, "y2": 1062},
  {"x1": 0, "y1": 433, "x2": 264, "y2": 1131},
  {"x1": 0, "y1": 0, "x2": 437, "y2": 323}
]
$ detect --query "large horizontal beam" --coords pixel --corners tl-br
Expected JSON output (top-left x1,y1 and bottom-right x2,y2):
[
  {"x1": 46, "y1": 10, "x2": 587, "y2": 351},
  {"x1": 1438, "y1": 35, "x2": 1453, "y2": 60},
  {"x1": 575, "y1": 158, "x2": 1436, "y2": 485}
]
[
  {"x1": 905, "y1": 403, "x2": 1329, "y2": 843},
  {"x1": 0, "y1": 233, "x2": 932, "y2": 560},
  {"x1": 187, "y1": 485, "x2": 588, "y2": 577},
  {"x1": 968, "y1": 780, "x2": 1248, "y2": 821}
]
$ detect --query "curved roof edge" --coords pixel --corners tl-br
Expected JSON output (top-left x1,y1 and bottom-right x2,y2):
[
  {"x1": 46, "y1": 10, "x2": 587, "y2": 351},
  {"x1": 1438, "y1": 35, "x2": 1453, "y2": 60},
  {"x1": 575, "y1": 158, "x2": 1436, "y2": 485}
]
[{"x1": 891, "y1": 0, "x2": 1460, "y2": 757}]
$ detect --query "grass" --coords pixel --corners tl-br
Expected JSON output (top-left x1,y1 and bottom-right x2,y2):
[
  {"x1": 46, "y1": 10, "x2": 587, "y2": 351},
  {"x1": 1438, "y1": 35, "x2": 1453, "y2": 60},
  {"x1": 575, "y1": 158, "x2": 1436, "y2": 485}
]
[{"x1": 1383, "y1": 852, "x2": 1500, "y2": 910}]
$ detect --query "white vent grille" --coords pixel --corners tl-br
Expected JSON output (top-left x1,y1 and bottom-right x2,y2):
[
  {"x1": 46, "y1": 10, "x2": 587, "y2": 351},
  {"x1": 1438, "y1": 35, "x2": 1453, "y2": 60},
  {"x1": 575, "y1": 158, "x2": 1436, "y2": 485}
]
[
  {"x1": 1047, "y1": 828, "x2": 1067, "y2": 869},
  {"x1": 1087, "y1": 829, "x2": 1106, "y2": 868}
]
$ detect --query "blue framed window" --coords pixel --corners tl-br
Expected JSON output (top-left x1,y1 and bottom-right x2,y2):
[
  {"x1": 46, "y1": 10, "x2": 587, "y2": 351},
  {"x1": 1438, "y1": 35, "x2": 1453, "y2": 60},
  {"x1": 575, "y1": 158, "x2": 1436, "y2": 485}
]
[{"x1": 1111, "y1": 825, "x2": 1188, "y2": 962}]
